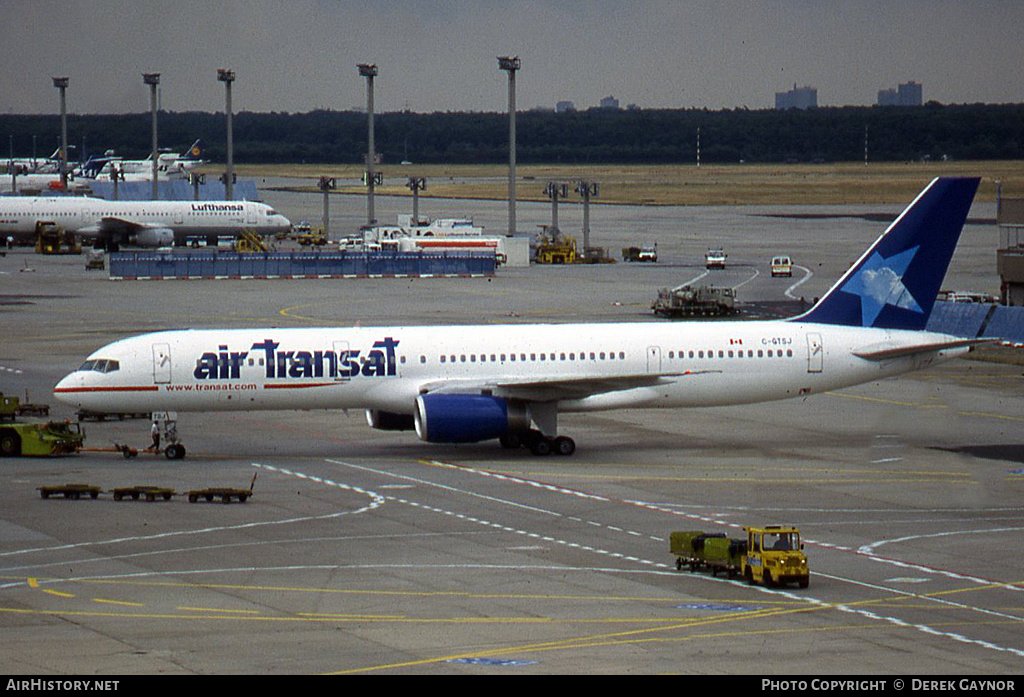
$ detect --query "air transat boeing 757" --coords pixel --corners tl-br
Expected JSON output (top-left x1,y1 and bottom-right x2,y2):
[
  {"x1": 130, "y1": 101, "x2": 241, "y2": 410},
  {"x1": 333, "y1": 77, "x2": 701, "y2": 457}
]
[{"x1": 54, "y1": 177, "x2": 981, "y2": 457}]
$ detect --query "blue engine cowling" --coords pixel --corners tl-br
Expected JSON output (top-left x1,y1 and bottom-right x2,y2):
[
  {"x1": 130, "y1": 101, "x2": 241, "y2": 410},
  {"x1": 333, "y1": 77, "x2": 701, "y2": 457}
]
[{"x1": 414, "y1": 394, "x2": 530, "y2": 443}]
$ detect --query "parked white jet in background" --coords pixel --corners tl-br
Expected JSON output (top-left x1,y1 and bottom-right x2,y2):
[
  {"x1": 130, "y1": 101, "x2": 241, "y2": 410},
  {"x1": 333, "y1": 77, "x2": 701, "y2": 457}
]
[
  {"x1": 53, "y1": 178, "x2": 981, "y2": 458},
  {"x1": 0, "y1": 196, "x2": 291, "y2": 248},
  {"x1": 5, "y1": 147, "x2": 68, "y2": 174},
  {"x1": 78, "y1": 140, "x2": 205, "y2": 182}
]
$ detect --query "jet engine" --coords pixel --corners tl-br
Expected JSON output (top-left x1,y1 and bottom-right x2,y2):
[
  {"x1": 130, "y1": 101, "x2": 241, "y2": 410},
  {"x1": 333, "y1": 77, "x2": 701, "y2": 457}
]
[
  {"x1": 365, "y1": 409, "x2": 415, "y2": 431},
  {"x1": 414, "y1": 394, "x2": 530, "y2": 443},
  {"x1": 132, "y1": 227, "x2": 174, "y2": 247}
]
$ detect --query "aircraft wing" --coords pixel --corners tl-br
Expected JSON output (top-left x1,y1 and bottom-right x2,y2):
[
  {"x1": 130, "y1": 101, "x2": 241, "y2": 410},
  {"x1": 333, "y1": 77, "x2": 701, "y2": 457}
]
[
  {"x1": 852, "y1": 337, "x2": 992, "y2": 361},
  {"x1": 419, "y1": 369, "x2": 720, "y2": 402}
]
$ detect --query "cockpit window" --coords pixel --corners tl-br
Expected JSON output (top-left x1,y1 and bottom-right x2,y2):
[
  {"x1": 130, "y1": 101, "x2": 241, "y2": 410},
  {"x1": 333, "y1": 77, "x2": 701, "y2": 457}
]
[{"x1": 78, "y1": 359, "x2": 119, "y2": 373}]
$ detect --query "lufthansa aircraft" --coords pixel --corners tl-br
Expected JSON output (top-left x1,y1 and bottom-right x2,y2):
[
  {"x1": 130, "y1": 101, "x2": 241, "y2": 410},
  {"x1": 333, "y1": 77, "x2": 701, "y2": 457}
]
[
  {"x1": 53, "y1": 177, "x2": 981, "y2": 457},
  {"x1": 0, "y1": 197, "x2": 291, "y2": 248}
]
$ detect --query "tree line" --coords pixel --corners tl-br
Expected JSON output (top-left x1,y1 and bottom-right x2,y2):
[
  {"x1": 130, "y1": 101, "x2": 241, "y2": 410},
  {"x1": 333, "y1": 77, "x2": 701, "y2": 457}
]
[{"x1": 3, "y1": 103, "x2": 1022, "y2": 166}]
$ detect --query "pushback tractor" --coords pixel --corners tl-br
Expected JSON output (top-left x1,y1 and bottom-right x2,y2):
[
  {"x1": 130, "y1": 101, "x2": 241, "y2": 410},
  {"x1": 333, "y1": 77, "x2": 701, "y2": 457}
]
[{"x1": 670, "y1": 526, "x2": 809, "y2": 588}]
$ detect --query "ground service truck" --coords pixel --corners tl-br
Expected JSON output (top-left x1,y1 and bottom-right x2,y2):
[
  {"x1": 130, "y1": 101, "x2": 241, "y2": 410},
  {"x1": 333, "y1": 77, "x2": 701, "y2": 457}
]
[
  {"x1": 0, "y1": 421, "x2": 84, "y2": 456},
  {"x1": 670, "y1": 526, "x2": 809, "y2": 588}
]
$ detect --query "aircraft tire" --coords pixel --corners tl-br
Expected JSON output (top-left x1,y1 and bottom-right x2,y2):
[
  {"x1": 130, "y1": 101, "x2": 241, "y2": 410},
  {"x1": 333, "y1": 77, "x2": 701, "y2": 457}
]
[
  {"x1": 529, "y1": 438, "x2": 552, "y2": 456},
  {"x1": 553, "y1": 436, "x2": 575, "y2": 456},
  {"x1": 499, "y1": 433, "x2": 522, "y2": 449},
  {"x1": 164, "y1": 443, "x2": 186, "y2": 460}
]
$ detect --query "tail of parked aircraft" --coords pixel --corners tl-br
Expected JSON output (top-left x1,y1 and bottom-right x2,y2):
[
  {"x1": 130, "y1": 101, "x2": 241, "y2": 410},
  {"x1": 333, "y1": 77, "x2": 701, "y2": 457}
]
[
  {"x1": 794, "y1": 177, "x2": 980, "y2": 330},
  {"x1": 183, "y1": 139, "x2": 204, "y2": 160}
]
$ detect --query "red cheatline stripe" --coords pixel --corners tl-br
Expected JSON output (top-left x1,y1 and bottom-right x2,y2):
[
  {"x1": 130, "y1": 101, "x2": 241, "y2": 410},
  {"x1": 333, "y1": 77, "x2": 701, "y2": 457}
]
[
  {"x1": 263, "y1": 382, "x2": 337, "y2": 389},
  {"x1": 53, "y1": 386, "x2": 159, "y2": 393}
]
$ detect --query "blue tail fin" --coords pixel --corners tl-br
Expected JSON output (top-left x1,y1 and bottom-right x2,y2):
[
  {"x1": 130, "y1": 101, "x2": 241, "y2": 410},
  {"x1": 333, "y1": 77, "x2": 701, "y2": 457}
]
[{"x1": 794, "y1": 177, "x2": 979, "y2": 330}]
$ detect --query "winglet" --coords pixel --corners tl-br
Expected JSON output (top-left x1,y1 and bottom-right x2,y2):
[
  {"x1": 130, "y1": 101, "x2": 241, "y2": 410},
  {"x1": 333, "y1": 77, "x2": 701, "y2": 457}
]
[{"x1": 793, "y1": 177, "x2": 980, "y2": 329}]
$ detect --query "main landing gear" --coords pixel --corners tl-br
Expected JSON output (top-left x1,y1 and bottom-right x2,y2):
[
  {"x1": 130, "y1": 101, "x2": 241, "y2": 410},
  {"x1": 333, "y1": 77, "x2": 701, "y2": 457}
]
[{"x1": 499, "y1": 430, "x2": 576, "y2": 457}]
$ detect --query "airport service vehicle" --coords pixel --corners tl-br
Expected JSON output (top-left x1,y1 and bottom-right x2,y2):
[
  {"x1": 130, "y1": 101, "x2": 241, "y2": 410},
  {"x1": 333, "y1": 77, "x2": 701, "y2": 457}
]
[
  {"x1": 771, "y1": 255, "x2": 793, "y2": 277},
  {"x1": 0, "y1": 197, "x2": 291, "y2": 249},
  {"x1": 0, "y1": 392, "x2": 49, "y2": 421},
  {"x1": 653, "y1": 284, "x2": 736, "y2": 318},
  {"x1": 705, "y1": 248, "x2": 727, "y2": 269},
  {"x1": 0, "y1": 421, "x2": 84, "y2": 457},
  {"x1": 397, "y1": 236, "x2": 506, "y2": 264},
  {"x1": 622, "y1": 245, "x2": 658, "y2": 262},
  {"x1": 53, "y1": 178, "x2": 981, "y2": 458},
  {"x1": 671, "y1": 526, "x2": 809, "y2": 588}
]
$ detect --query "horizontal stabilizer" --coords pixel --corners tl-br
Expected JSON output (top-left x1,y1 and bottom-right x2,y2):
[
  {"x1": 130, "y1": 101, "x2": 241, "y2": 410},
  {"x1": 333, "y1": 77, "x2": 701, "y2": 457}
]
[{"x1": 852, "y1": 338, "x2": 990, "y2": 361}]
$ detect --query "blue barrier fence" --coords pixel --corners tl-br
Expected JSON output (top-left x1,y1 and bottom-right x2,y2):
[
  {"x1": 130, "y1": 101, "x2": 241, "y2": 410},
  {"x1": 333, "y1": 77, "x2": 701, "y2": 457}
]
[
  {"x1": 109, "y1": 250, "x2": 496, "y2": 280},
  {"x1": 82, "y1": 179, "x2": 260, "y2": 201},
  {"x1": 927, "y1": 301, "x2": 1024, "y2": 343}
]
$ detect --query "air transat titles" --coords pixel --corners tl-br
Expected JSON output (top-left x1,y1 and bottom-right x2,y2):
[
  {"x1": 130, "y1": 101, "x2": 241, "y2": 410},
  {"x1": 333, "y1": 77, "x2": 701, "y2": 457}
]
[{"x1": 192, "y1": 337, "x2": 400, "y2": 380}]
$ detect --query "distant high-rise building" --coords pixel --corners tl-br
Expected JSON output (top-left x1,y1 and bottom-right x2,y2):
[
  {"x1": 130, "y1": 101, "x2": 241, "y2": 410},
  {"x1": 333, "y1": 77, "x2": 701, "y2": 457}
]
[
  {"x1": 877, "y1": 81, "x2": 922, "y2": 106},
  {"x1": 877, "y1": 88, "x2": 898, "y2": 106},
  {"x1": 556, "y1": 100, "x2": 575, "y2": 113},
  {"x1": 599, "y1": 95, "x2": 620, "y2": 110},
  {"x1": 898, "y1": 81, "x2": 923, "y2": 106},
  {"x1": 775, "y1": 84, "x2": 817, "y2": 110}
]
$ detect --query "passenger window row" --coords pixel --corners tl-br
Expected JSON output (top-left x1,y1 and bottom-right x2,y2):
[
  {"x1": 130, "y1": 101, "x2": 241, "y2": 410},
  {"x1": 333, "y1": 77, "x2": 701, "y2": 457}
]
[{"x1": 668, "y1": 348, "x2": 794, "y2": 359}]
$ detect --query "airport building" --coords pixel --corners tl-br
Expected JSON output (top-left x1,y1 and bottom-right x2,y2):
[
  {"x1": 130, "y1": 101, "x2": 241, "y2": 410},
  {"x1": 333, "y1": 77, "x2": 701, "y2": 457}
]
[{"x1": 774, "y1": 84, "x2": 817, "y2": 110}]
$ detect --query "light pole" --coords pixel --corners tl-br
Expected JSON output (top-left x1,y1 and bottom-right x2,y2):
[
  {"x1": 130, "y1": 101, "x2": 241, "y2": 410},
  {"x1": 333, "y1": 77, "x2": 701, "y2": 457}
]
[
  {"x1": 575, "y1": 180, "x2": 599, "y2": 257},
  {"x1": 319, "y1": 176, "x2": 336, "y2": 238},
  {"x1": 545, "y1": 181, "x2": 568, "y2": 234},
  {"x1": 498, "y1": 56, "x2": 520, "y2": 238},
  {"x1": 358, "y1": 63, "x2": 378, "y2": 225},
  {"x1": 217, "y1": 68, "x2": 235, "y2": 199},
  {"x1": 52, "y1": 77, "x2": 69, "y2": 188},
  {"x1": 407, "y1": 177, "x2": 426, "y2": 224},
  {"x1": 143, "y1": 73, "x2": 160, "y2": 199}
]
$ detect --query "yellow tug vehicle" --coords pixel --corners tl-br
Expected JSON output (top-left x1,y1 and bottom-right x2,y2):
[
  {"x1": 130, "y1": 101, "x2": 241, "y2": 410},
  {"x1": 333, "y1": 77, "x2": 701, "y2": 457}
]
[{"x1": 670, "y1": 525, "x2": 809, "y2": 589}]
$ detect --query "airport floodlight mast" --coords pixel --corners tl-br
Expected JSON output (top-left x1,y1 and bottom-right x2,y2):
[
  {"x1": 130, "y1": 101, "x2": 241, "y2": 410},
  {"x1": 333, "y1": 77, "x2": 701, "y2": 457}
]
[
  {"x1": 575, "y1": 180, "x2": 599, "y2": 255},
  {"x1": 407, "y1": 177, "x2": 426, "y2": 223},
  {"x1": 217, "y1": 68, "x2": 235, "y2": 200},
  {"x1": 498, "y1": 56, "x2": 520, "y2": 238},
  {"x1": 143, "y1": 73, "x2": 160, "y2": 199},
  {"x1": 545, "y1": 181, "x2": 569, "y2": 234},
  {"x1": 318, "y1": 176, "x2": 336, "y2": 236},
  {"x1": 358, "y1": 63, "x2": 379, "y2": 225},
  {"x1": 52, "y1": 77, "x2": 69, "y2": 187}
]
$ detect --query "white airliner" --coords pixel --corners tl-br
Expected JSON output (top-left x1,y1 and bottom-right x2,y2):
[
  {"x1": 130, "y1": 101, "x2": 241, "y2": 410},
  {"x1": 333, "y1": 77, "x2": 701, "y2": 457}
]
[
  {"x1": 6, "y1": 147, "x2": 67, "y2": 174},
  {"x1": 53, "y1": 177, "x2": 981, "y2": 458},
  {"x1": 0, "y1": 196, "x2": 291, "y2": 248},
  {"x1": 79, "y1": 140, "x2": 205, "y2": 181}
]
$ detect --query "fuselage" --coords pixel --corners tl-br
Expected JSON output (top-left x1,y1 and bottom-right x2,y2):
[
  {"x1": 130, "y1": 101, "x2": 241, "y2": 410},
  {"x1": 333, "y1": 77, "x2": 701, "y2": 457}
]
[
  {"x1": 0, "y1": 197, "x2": 291, "y2": 244},
  {"x1": 52, "y1": 321, "x2": 968, "y2": 416}
]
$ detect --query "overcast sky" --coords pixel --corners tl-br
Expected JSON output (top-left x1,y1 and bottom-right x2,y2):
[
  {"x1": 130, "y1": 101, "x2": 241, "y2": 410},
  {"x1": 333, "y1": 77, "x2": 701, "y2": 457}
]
[{"x1": 1, "y1": 0, "x2": 1021, "y2": 115}]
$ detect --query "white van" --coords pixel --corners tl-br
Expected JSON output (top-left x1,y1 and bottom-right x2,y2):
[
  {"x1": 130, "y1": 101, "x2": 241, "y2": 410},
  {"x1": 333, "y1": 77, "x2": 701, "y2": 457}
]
[{"x1": 771, "y1": 256, "x2": 792, "y2": 277}]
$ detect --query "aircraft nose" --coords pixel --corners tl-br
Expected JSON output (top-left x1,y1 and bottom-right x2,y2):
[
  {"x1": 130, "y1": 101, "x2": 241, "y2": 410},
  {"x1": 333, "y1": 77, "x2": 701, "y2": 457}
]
[{"x1": 53, "y1": 371, "x2": 83, "y2": 407}]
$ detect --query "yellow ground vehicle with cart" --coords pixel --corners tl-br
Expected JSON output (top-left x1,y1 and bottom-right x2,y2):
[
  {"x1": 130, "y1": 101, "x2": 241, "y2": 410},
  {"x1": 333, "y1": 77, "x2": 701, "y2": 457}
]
[{"x1": 670, "y1": 525, "x2": 809, "y2": 588}]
